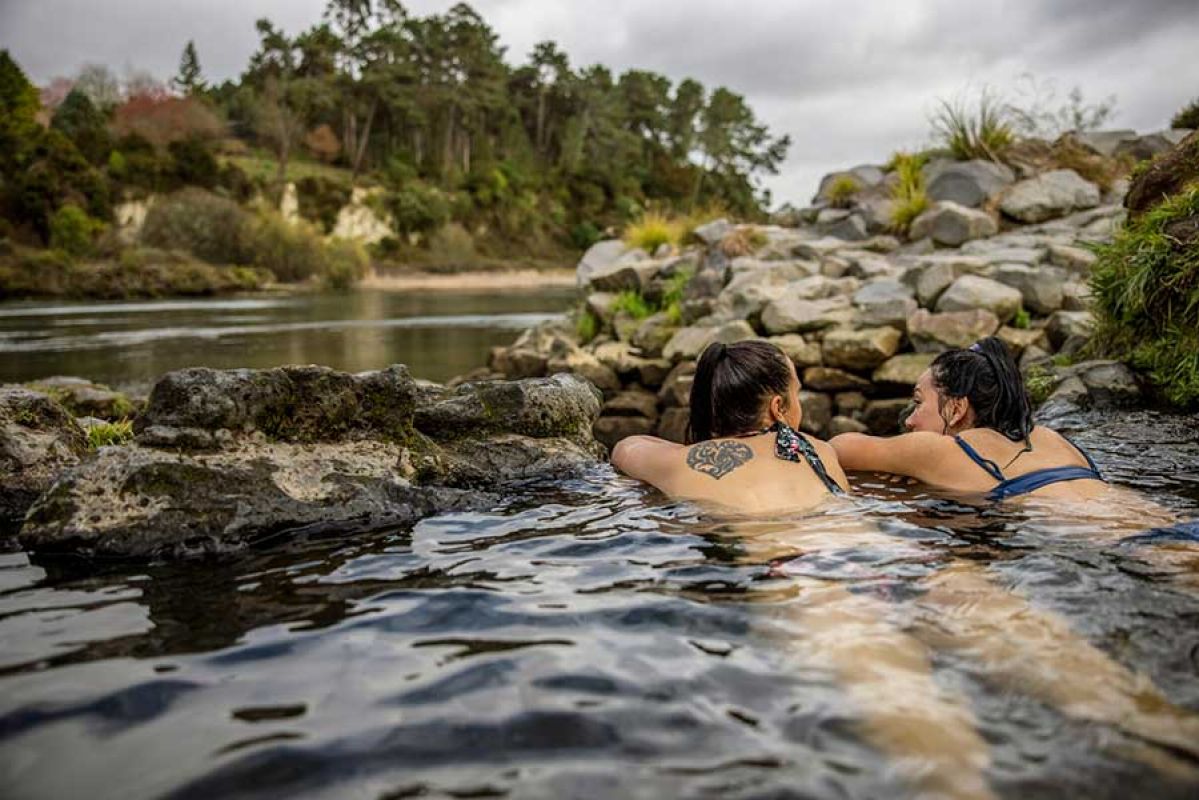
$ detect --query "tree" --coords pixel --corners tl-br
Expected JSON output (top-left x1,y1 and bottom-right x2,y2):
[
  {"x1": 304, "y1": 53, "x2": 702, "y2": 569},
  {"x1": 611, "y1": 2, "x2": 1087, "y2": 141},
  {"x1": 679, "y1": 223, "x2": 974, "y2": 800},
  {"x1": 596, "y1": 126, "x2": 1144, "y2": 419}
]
[
  {"x1": 246, "y1": 19, "x2": 313, "y2": 184},
  {"x1": 74, "y1": 63, "x2": 121, "y2": 110},
  {"x1": 51, "y1": 88, "x2": 112, "y2": 164},
  {"x1": 696, "y1": 87, "x2": 790, "y2": 213},
  {"x1": 173, "y1": 40, "x2": 207, "y2": 95}
]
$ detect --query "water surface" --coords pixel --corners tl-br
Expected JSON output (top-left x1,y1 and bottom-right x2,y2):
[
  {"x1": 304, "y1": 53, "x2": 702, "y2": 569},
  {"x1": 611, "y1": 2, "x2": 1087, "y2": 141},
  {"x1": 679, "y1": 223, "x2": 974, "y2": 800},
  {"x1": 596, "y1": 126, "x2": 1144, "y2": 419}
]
[
  {"x1": 0, "y1": 287, "x2": 576, "y2": 387},
  {"x1": 1, "y1": 409, "x2": 1197, "y2": 799}
]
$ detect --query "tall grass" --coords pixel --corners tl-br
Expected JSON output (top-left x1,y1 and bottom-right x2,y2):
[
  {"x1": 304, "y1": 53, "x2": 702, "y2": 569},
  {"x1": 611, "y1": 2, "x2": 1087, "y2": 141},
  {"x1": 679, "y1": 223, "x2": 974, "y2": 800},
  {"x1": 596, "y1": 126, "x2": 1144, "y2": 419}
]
[
  {"x1": 887, "y1": 151, "x2": 930, "y2": 237},
  {"x1": 86, "y1": 419, "x2": 134, "y2": 449},
  {"x1": 624, "y1": 211, "x2": 684, "y2": 253},
  {"x1": 1089, "y1": 183, "x2": 1199, "y2": 406},
  {"x1": 826, "y1": 175, "x2": 861, "y2": 208},
  {"x1": 931, "y1": 88, "x2": 1015, "y2": 162}
]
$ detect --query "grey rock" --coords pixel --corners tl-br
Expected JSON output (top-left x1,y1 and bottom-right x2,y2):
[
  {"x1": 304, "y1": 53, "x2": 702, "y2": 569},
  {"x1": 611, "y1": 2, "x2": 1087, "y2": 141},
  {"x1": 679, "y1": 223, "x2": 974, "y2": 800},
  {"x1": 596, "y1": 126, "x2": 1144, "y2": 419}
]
[
  {"x1": 925, "y1": 159, "x2": 1015, "y2": 207},
  {"x1": 873, "y1": 353, "x2": 936, "y2": 387},
  {"x1": 656, "y1": 408, "x2": 690, "y2": 443},
  {"x1": 546, "y1": 348, "x2": 621, "y2": 393},
  {"x1": 822, "y1": 327, "x2": 903, "y2": 370},
  {"x1": 593, "y1": 416, "x2": 655, "y2": 450},
  {"x1": 1047, "y1": 243, "x2": 1097, "y2": 273},
  {"x1": 630, "y1": 312, "x2": 677, "y2": 358},
  {"x1": 761, "y1": 295, "x2": 855, "y2": 335},
  {"x1": 1073, "y1": 129, "x2": 1138, "y2": 158},
  {"x1": 818, "y1": 213, "x2": 870, "y2": 242},
  {"x1": 992, "y1": 264, "x2": 1066, "y2": 315},
  {"x1": 1114, "y1": 132, "x2": 1177, "y2": 163},
  {"x1": 1, "y1": 387, "x2": 88, "y2": 524},
  {"x1": 935, "y1": 275, "x2": 1023, "y2": 323},
  {"x1": 829, "y1": 415, "x2": 869, "y2": 436},
  {"x1": 799, "y1": 391, "x2": 833, "y2": 436},
  {"x1": 658, "y1": 362, "x2": 697, "y2": 408},
  {"x1": 577, "y1": 240, "x2": 647, "y2": 289},
  {"x1": 662, "y1": 320, "x2": 757, "y2": 362},
  {"x1": 802, "y1": 367, "x2": 871, "y2": 392},
  {"x1": 908, "y1": 308, "x2": 1002, "y2": 352},
  {"x1": 1045, "y1": 310, "x2": 1094, "y2": 350},
  {"x1": 693, "y1": 218, "x2": 733, "y2": 246},
  {"x1": 853, "y1": 280, "x2": 918, "y2": 329},
  {"x1": 24, "y1": 376, "x2": 137, "y2": 420},
  {"x1": 862, "y1": 398, "x2": 911, "y2": 435},
  {"x1": 768, "y1": 334, "x2": 824, "y2": 368},
  {"x1": 1061, "y1": 281, "x2": 1092, "y2": 312},
  {"x1": 602, "y1": 389, "x2": 659, "y2": 421},
  {"x1": 909, "y1": 201, "x2": 998, "y2": 246},
  {"x1": 1000, "y1": 169, "x2": 1102, "y2": 223}
]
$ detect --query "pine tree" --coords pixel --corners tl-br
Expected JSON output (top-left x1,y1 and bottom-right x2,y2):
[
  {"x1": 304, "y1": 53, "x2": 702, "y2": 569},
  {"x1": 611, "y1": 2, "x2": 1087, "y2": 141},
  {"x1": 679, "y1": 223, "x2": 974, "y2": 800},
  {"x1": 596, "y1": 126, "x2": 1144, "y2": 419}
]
[{"x1": 173, "y1": 40, "x2": 206, "y2": 95}]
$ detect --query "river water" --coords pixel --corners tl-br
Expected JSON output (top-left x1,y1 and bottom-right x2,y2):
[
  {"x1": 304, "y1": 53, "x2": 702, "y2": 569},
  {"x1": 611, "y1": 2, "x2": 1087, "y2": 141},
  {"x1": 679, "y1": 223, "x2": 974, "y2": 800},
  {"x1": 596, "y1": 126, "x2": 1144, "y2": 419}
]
[
  {"x1": 0, "y1": 287, "x2": 577, "y2": 388},
  {"x1": 2, "y1": 408, "x2": 1198, "y2": 799}
]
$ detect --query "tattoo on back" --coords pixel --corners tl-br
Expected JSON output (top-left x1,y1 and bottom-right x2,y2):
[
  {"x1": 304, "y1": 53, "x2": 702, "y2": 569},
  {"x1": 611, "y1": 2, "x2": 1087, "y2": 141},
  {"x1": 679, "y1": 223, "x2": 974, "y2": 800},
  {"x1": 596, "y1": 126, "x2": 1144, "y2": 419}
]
[{"x1": 686, "y1": 441, "x2": 753, "y2": 479}]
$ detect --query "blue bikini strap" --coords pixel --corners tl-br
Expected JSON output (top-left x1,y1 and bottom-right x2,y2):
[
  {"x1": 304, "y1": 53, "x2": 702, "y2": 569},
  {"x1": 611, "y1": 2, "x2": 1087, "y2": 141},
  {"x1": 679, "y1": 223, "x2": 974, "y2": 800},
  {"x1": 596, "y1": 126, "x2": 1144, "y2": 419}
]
[
  {"x1": 1059, "y1": 434, "x2": 1102, "y2": 477},
  {"x1": 953, "y1": 436, "x2": 1006, "y2": 481},
  {"x1": 987, "y1": 467, "x2": 1102, "y2": 501}
]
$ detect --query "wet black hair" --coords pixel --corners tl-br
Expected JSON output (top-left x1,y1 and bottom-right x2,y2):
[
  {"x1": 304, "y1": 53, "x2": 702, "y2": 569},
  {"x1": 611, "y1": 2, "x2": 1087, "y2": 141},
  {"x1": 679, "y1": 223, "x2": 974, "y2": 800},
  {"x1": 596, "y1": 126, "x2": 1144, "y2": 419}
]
[
  {"x1": 930, "y1": 336, "x2": 1033, "y2": 442},
  {"x1": 687, "y1": 340, "x2": 794, "y2": 443}
]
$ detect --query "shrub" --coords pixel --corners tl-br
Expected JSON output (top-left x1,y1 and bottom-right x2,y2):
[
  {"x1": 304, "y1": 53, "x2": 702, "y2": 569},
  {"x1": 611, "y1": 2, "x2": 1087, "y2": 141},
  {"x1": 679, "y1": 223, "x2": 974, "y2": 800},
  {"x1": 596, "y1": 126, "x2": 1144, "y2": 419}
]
[
  {"x1": 826, "y1": 174, "x2": 861, "y2": 208},
  {"x1": 428, "y1": 223, "x2": 477, "y2": 262},
  {"x1": 49, "y1": 204, "x2": 105, "y2": 257},
  {"x1": 611, "y1": 289, "x2": 655, "y2": 320},
  {"x1": 1171, "y1": 97, "x2": 1199, "y2": 130},
  {"x1": 167, "y1": 136, "x2": 220, "y2": 188},
  {"x1": 575, "y1": 308, "x2": 600, "y2": 343},
  {"x1": 624, "y1": 211, "x2": 682, "y2": 253},
  {"x1": 1089, "y1": 183, "x2": 1199, "y2": 406},
  {"x1": 247, "y1": 211, "x2": 327, "y2": 283},
  {"x1": 383, "y1": 182, "x2": 450, "y2": 236},
  {"x1": 296, "y1": 175, "x2": 352, "y2": 234},
  {"x1": 888, "y1": 151, "x2": 930, "y2": 237},
  {"x1": 1011, "y1": 307, "x2": 1031, "y2": 329},
  {"x1": 321, "y1": 238, "x2": 368, "y2": 289},
  {"x1": 140, "y1": 188, "x2": 252, "y2": 264},
  {"x1": 86, "y1": 419, "x2": 134, "y2": 449},
  {"x1": 931, "y1": 88, "x2": 1015, "y2": 162},
  {"x1": 659, "y1": 266, "x2": 694, "y2": 325},
  {"x1": 570, "y1": 221, "x2": 602, "y2": 250}
]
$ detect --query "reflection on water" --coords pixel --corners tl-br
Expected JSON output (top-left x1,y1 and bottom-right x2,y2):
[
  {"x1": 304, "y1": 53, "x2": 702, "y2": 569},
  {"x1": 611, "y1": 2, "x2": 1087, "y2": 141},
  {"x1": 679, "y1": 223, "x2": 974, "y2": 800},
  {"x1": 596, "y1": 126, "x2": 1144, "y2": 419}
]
[
  {"x1": 1, "y1": 410, "x2": 1198, "y2": 799},
  {"x1": 0, "y1": 287, "x2": 576, "y2": 387}
]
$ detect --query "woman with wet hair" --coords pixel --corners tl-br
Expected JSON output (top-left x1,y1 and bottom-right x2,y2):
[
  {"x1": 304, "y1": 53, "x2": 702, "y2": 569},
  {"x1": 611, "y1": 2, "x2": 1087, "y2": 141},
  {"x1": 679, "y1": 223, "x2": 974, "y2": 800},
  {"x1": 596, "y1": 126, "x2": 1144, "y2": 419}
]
[
  {"x1": 830, "y1": 336, "x2": 1106, "y2": 500},
  {"x1": 612, "y1": 339, "x2": 849, "y2": 512}
]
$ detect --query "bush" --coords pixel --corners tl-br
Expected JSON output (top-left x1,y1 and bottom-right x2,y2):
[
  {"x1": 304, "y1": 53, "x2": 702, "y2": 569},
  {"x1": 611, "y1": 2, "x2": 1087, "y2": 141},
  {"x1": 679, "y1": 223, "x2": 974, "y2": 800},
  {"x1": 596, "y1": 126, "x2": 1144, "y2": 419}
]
[
  {"x1": 428, "y1": 223, "x2": 477, "y2": 262},
  {"x1": 931, "y1": 88, "x2": 1015, "y2": 162},
  {"x1": 167, "y1": 136, "x2": 219, "y2": 188},
  {"x1": 384, "y1": 182, "x2": 450, "y2": 235},
  {"x1": 49, "y1": 204, "x2": 105, "y2": 257},
  {"x1": 570, "y1": 221, "x2": 602, "y2": 250},
  {"x1": 624, "y1": 211, "x2": 682, "y2": 253},
  {"x1": 140, "y1": 188, "x2": 252, "y2": 264},
  {"x1": 1089, "y1": 183, "x2": 1199, "y2": 406},
  {"x1": 247, "y1": 211, "x2": 327, "y2": 283},
  {"x1": 321, "y1": 238, "x2": 368, "y2": 289},
  {"x1": 295, "y1": 176, "x2": 352, "y2": 234},
  {"x1": 826, "y1": 174, "x2": 861, "y2": 208},
  {"x1": 888, "y1": 152, "x2": 929, "y2": 237},
  {"x1": 1171, "y1": 97, "x2": 1199, "y2": 130},
  {"x1": 574, "y1": 308, "x2": 600, "y2": 343},
  {"x1": 611, "y1": 289, "x2": 655, "y2": 320}
]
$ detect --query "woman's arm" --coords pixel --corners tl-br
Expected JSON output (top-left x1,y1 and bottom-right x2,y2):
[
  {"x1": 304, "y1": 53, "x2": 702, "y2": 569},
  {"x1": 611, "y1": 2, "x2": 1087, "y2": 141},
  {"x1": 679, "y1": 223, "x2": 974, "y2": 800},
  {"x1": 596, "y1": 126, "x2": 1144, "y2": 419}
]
[
  {"x1": 610, "y1": 435, "x2": 684, "y2": 488},
  {"x1": 830, "y1": 431, "x2": 952, "y2": 484}
]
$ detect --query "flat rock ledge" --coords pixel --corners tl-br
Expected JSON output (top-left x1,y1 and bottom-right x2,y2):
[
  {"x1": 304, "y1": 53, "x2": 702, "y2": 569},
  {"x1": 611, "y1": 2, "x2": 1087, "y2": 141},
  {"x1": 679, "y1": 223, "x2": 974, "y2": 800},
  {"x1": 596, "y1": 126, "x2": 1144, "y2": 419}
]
[{"x1": 17, "y1": 365, "x2": 604, "y2": 559}]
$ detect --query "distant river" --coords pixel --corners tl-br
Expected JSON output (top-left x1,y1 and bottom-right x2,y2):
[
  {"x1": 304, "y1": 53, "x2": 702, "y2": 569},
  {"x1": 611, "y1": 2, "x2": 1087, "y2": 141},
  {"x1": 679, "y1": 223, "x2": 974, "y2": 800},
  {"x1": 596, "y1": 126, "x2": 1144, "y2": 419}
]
[{"x1": 0, "y1": 286, "x2": 577, "y2": 389}]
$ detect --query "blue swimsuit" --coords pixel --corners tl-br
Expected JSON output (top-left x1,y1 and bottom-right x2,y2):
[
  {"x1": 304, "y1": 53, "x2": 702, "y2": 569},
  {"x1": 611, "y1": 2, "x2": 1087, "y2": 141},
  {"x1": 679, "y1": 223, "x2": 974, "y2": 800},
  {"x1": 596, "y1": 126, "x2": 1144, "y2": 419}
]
[{"x1": 953, "y1": 435, "x2": 1105, "y2": 501}]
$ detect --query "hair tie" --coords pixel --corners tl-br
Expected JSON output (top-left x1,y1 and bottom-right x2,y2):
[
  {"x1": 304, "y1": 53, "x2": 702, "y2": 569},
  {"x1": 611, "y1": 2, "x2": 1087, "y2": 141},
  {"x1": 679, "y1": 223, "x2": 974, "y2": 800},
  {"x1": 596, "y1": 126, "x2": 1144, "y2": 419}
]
[{"x1": 968, "y1": 342, "x2": 983, "y2": 353}]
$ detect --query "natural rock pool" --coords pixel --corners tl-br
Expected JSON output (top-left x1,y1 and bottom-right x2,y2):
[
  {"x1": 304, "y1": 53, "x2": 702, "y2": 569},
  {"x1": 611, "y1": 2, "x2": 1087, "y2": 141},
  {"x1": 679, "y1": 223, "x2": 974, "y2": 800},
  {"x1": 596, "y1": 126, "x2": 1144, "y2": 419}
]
[
  {"x1": 2, "y1": 407, "x2": 1197, "y2": 799},
  {"x1": 0, "y1": 286, "x2": 576, "y2": 388}
]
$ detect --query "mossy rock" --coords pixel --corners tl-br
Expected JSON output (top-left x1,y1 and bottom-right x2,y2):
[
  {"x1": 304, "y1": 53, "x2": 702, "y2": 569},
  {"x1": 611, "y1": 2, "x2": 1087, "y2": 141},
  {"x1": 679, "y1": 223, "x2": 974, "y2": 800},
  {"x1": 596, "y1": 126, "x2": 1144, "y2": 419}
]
[{"x1": 1125, "y1": 130, "x2": 1199, "y2": 220}]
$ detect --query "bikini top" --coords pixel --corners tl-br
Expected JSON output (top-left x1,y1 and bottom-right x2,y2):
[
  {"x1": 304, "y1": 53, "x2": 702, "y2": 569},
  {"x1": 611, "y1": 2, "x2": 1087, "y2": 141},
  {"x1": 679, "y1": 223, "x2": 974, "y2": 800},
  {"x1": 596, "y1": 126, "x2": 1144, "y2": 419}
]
[
  {"x1": 735, "y1": 421, "x2": 844, "y2": 495},
  {"x1": 953, "y1": 434, "x2": 1104, "y2": 501}
]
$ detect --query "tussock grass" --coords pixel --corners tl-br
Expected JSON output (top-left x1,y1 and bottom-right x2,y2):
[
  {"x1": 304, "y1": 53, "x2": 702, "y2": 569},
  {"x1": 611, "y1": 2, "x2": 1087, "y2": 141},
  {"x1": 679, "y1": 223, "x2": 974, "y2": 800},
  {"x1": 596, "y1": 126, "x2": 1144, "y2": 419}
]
[
  {"x1": 575, "y1": 307, "x2": 600, "y2": 343},
  {"x1": 611, "y1": 289, "x2": 656, "y2": 320},
  {"x1": 624, "y1": 211, "x2": 684, "y2": 253},
  {"x1": 931, "y1": 88, "x2": 1015, "y2": 163},
  {"x1": 1089, "y1": 182, "x2": 1199, "y2": 406},
  {"x1": 86, "y1": 419, "x2": 134, "y2": 449},
  {"x1": 887, "y1": 151, "x2": 930, "y2": 237},
  {"x1": 826, "y1": 175, "x2": 861, "y2": 208}
]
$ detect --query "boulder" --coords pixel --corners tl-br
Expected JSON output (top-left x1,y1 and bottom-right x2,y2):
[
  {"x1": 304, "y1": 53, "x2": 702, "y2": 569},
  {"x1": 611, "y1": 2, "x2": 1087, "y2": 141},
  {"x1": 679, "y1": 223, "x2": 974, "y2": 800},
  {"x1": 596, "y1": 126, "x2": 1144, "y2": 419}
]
[
  {"x1": 25, "y1": 377, "x2": 137, "y2": 420},
  {"x1": 996, "y1": 326, "x2": 1049, "y2": 356},
  {"x1": 862, "y1": 399, "x2": 910, "y2": 435},
  {"x1": 907, "y1": 308, "x2": 1001, "y2": 352},
  {"x1": 768, "y1": 334, "x2": 824, "y2": 368},
  {"x1": 656, "y1": 408, "x2": 690, "y2": 443},
  {"x1": 909, "y1": 201, "x2": 998, "y2": 246},
  {"x1": 716, "y1": 261, "x2": 813, "y2": 319},
  {"x1": 992, "y1": 264, "x2": 1066, "y2": 315},
  {"x1": 761, "y1": 295, "x2": 855, "y2": 335},
  {"x1": 630, "y1": 312, "x2": 677, "y2": 357},
  {"x1": 802, "y1": 367, "x2": 871, "y2": 392},
  {"x1": 1045, "y1": 310, "x2": 1094, "y2": 350},
  {"x1": 658, "y1": 362, "x2": 697, "y2": 408},
  {"x1": 1113, "y1": 132, "x2": 1178, "y2": 163},
  {"x1": 1072, "y1": 361, "x2": 1141, "y2": 407},
  {"x1": 1061, "y1": 281, "x2": 1092, "y2": 312},
  {"x1": 1047, "y1": 243, "x2": 1098, "y2": 273},
  {"x1": 546, "y1": 348, "x2": 621, "y2": 393},
  {"x1": 935, "y1": 275, "x2": 1023, "y2": 323},
  {"x1": 925, "y1": 159, "x2": 1015, "y2": 207},
  {"x1": 693, "y1": 218, "x2": 733, "y2": 246},
  {"x1": 815, "y1": 165, "x2": 885, "y2": 204},
  {"x1": 906, "y1": 255, "x2": 987, "y2": 308},
  {"x1": 834, "y1": 392, "x2": 868, "y2": 414},
  {"x1": 999, "y1": 169, "x2": 1101, "y2": 223},
  {"x1": 662, "y1": 320, "x2": 757, "y2": 362},
  {"x1": 817, "y1": 213, "x2": 869, "y2": 242},
  {"x1": 873, "y1": 353, "x2": 936, "y2": 387},
  {"x1": 1, "y1": 387, "x2": 88, "y2": 525},
  {"x1": 593, "y1": 416, "x2": 655, "y2": 450},
  {"x1": 19, "y1": 368, "x2": 606, "y2": 557},
  {"x1": 577, "y1": 240, "x2": 647, "y2": 288},
  {"x1": 602, "y1": 389, "x2": 659, "y2": 420},
  {"x1": 853, "y1": 280, "x2": 918, "y2": 328},
  {"x1": 821, "y1": 327, "x2": 903, "y2": 370},
  {"x1": 588, "y1": 257, "x2": 664, "y2": 294},
  {"x1": 591, "y1": 342, "x2": 672, "y2": 388},
  {"x1": 829, "y1": 416, "x2": 869, "y2": 436},
  {"x1": 1073, "y1": 129, "x2": 1138, "y2": 158},
  {"x1": 799, "y1": 391, "x2": 833, "y2": 436}
]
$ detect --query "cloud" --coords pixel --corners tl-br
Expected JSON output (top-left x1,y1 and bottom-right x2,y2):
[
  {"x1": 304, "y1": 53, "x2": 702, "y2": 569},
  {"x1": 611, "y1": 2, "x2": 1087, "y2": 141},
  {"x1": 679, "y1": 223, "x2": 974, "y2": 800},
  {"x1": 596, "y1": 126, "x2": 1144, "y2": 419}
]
[{"x1": 2, "y1": 0, "x2": 1197, "y2": 205}]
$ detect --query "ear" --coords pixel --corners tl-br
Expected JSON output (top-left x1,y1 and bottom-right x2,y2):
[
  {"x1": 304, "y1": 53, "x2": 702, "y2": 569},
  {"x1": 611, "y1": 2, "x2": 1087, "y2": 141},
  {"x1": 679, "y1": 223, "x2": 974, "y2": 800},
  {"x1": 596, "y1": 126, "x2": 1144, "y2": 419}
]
[
  {"x1": 769, "y1": 394, "x2": 787, "y2": 422},
  {"x1": 946, "y1": 396, "x2": 971, "y2": 430}
]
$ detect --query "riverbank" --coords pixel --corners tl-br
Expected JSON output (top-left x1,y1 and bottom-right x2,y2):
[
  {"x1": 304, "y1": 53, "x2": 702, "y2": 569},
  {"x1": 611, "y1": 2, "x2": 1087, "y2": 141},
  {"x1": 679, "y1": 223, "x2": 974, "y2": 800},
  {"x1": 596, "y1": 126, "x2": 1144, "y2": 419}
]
[{"x1": 361, "y1": 268, "x2": 575, "y2": 291}]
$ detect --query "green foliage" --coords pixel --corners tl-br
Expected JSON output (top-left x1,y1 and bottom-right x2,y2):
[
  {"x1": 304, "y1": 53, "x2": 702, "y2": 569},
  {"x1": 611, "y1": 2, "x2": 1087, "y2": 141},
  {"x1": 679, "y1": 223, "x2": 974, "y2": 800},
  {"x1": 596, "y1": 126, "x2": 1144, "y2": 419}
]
[
  {"x1": 888, "y1": 151, "x2": 929, "y2": 236},
  {"x1": 141, "y1": 188, "x2": 252, "y2": 264},
  {"x1": 321, "y1": 238, "x2": 368, "y2": 289},
  {"x1": 384, "y1": 182, "x2": 451, "y2": 236},
  {"x1": 1172, "y1": 97, "x2": 1199, "y2": 130},
  {"x1": 624, "y1": 211, "x2": 682, "y2": 252},
  {"x1": 1089, "y1": 183, "x2": 1199, "y2": 406},
  {"x1": 931, "y1": 88, "x2": 1015, "y2": 162},
  {"x1": 611, "y1": 289, "x2": 655, "y2": 320},
  {"x1": 167, "y1": 137, "x2": 220, "y2": 188},
  {"x1": 86, "y1": 419, "x2": 134, "y2": 449},
  {"x1": 570, "y1": 221, "x2": 601, "y2": 250},
  {"x1": 51, "y1": 89, "x2": 112, "y2": 164},
  {"x1": 248, "y1": 211, "x2": 327, "y2": 282},
  {"x1": 826, "y1": 175, "x2": 861, "y2": 208},
  {"x1": 659, "y1": 266, "x2": 694, "y2": 325},
  {"x1": 1011, "y1": 307, "x2": 1031, "y2": 329},
  {"x1": 427, "y1": 223, "x2": 477, "y2": 262},
  {"x1": 574, "y1": 308, "x2": 600, "y2": 343},
  {"x1": 1024, "y1": 364, "x2": 1058, "y2": 406},
  {"x1": 296, "y1": 175, "x2": 352, "y2": 233},
  {"x1": 49, "y1": 205, "x2": 105, "y2": 257}
]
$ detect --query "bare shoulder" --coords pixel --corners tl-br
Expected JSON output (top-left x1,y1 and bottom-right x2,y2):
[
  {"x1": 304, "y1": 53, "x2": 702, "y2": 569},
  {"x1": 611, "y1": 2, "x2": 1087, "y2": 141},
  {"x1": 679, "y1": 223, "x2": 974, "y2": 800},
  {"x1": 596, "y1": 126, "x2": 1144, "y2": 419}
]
[
  {"x1": 829, "y1": 430, "x2": 958, "y2": 480},
  {"x1": 804, "y1": 434, "x2": 851, "y2": 492}
]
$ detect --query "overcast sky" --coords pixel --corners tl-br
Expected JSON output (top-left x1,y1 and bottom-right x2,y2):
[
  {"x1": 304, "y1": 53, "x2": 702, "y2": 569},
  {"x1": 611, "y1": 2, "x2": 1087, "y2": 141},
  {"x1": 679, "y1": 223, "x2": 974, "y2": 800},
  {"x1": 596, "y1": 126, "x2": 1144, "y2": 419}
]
[{"x1": 3, "y1": 0, "x2": 1197, "y2": 206}]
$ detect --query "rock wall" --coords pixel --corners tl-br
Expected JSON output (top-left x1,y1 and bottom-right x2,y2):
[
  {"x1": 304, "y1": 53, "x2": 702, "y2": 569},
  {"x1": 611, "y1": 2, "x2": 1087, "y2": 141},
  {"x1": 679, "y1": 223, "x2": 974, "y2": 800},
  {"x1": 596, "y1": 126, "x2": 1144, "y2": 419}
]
[{"x1": 483, "y1": 134, "x2": 1177, "y2": 449}]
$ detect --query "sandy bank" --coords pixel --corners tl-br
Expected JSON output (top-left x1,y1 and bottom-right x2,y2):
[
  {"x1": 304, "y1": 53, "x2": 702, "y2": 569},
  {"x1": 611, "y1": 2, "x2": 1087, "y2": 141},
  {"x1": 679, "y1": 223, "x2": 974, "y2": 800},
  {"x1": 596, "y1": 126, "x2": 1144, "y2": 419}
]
[{"x1": 360, "y1": 269, "x2": 577, "y2": 291}]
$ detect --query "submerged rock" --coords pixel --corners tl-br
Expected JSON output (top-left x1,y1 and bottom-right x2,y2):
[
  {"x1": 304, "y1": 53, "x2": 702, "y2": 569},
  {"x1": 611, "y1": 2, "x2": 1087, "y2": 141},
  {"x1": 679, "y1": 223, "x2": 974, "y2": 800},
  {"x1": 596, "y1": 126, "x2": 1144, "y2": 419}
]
[
  {"x1": 1, "y1": 387, "x2": 88, "y2": 525},
  {"x1": 19, "y1": 367, "x2": 605, "y2": 558}
]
